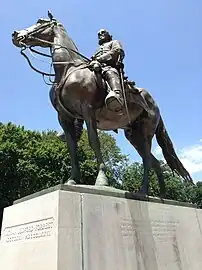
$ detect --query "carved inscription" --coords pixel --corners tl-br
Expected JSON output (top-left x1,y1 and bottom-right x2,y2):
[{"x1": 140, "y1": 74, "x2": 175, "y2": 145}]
[
  {"x1": 2, "y1": 217, "x2": 55, "y2": 243},
  {"x1": 120, "y1": 218, "x2": 180, "y2": 243},
  {"x1": 120, "y1": 217, "x2": 182, "y2": 266},
  {"x1": 151, "y1": 220, "x2": 179, "y2": 243}
]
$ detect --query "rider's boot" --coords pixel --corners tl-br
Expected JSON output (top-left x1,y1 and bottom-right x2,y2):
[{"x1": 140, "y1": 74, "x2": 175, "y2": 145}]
[{"x1": 104, "y1": 70, "x2": 124, "y2": 112}]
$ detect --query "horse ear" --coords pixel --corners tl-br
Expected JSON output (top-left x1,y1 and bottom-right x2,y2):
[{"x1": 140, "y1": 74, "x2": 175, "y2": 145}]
[{"x1": 48, "y1": 10, "x2": 54, "y2": 21}]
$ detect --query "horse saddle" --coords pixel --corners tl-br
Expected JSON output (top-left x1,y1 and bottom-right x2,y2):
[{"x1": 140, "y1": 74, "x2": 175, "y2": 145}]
[{"x1": 88, "y1": 61, "x2": 139, "y2": 96}]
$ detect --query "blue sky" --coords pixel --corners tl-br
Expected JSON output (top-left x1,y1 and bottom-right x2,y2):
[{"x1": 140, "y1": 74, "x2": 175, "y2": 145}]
[{"x1": 1, "y1": 0, "x2": 202, "y2": 182}]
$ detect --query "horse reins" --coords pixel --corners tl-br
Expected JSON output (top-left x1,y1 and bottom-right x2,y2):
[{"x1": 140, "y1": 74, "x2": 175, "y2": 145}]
[
  {"x1": 18, "y1": 20, "x2": 91, "y2": 85},
  {"x1": 18, "y1": 20, "x2": 131, "y2": 124}
]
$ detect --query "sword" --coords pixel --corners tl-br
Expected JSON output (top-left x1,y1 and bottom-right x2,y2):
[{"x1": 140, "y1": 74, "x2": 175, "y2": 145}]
[{"x1": 117, "y1": 56, "x2": 131, "y2": 124}]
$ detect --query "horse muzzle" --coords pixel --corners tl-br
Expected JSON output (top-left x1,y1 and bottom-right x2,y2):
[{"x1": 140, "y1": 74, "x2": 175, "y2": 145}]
[{"x1": 12, "y1": 30, "x2": 28, "y2": 47}]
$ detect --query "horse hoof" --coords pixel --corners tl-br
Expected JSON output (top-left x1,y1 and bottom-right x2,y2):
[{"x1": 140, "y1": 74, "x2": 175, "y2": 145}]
[
  {"x1": 134, "y1": 191, "x2": 147, "y2": 198},
  {"x1": 66, "y1": 180, "x2": 77, "y2": 185},
  {"x1": 159, "y1": 192, "x2": 166, "y2": 199},
  {"x1": 134, "y1": 187, "x2": 148, "y2": 198},
  {"x1": 95, "y1": 178, "x2": 109, "y2": 186}
]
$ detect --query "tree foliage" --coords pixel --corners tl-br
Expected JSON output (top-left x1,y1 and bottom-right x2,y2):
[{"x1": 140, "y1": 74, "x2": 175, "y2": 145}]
[
  {"x1": 122, "y1": 161, "x2": 200, "y2": 205},
  {"x1": 0, "y1": 122, "x2": 201, "y2": 234},
  {"x1": 0, "y1": 123, "x2": 127, "y2": 207}
]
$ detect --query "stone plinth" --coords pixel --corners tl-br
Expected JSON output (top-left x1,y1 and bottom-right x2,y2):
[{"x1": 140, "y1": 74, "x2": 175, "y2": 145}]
[{"x1": 0, "y1": 184, "x2": 202, "y2": 270}]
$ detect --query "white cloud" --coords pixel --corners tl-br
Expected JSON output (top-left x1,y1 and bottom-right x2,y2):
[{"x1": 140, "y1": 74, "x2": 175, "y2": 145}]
[
  {"x1": 179, "y1": 144, "x2": 202, "y2": 174},
  {"x1": 153, "y1": 145, "x2": 164, "y2": 160},
  {"x1": 153, "y1": 140, "x2": 202, "y2": 179},
  {"x1": 154, "y1": 145, "x2": 162, "y2": 157}
]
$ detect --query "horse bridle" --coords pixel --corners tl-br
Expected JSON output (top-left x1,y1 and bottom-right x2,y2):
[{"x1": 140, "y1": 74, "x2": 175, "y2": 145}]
[{"x1": 18, "y1": 19, "x2": 91, "y2": 85}]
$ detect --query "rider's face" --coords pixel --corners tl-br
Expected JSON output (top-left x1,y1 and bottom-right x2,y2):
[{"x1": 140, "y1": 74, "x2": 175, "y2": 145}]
[{"x1": 98, "y1": 30, "x2": 109, "y2": 44}]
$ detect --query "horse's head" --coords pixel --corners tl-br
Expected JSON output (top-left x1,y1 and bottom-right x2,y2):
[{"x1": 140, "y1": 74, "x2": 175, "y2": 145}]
[{"x1": 12, "y1": 11, "x2": 57, "y2": 48}]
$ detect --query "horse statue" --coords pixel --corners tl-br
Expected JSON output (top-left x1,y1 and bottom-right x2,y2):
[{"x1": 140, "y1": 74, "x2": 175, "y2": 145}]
[{"x1": 11, "y1": 11, "x2": 192, "y2": 197}]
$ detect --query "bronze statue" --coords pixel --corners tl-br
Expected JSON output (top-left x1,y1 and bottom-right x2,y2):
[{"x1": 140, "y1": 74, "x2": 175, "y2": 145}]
[
  {"x1": 11, "y1": 11, "x2": 193, "y2": 197},
  {"x1": 91, "y1": 29, "x2": 125, "y2": 113}
]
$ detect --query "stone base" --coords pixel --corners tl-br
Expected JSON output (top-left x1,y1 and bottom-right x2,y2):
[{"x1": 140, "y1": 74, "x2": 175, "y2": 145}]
[{"x1": 0, "y1": 185, "x2": 202, "y2": 270}]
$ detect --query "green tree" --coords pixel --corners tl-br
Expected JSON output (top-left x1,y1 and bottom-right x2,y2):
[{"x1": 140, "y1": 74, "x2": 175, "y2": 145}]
[
  {"x1": 161, "y1": 163, "x2": 195, "y2": 202},
  {"x1": 122, "y1": 162, "x2": 160, "y2": 196},
  {"x1": 0, "y1": 124, "x2": 68, "y2": 205},
  {"x1": 122, "y1": 162, "x2": 142, "y2": 192},
  {"x1": 0, "y1": 123, "x2": 128, "y2": 207},
  {"x1": 122, "y1": 160, "x2": 196, "y2": 203},
  {"x1": 78, "y1": 130, "x2": 128, "y2": 187},
  {"x1": 191, "y1": 181, "x2": 202, "y2": 208}
]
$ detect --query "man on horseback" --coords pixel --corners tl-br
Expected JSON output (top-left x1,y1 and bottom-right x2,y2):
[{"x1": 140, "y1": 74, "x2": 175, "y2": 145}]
[{"x1": 91, "y1": 29, "x2": 125, "y2": 113}]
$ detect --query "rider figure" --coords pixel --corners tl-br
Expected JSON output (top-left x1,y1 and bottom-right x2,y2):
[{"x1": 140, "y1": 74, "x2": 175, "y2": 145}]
[{"x1": 91, "y1": 29, "x2": 125, "y2": 112}]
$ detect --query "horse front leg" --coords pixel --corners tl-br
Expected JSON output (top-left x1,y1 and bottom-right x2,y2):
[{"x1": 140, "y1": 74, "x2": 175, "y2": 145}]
[
  {"x1": 58, "y1": 114, "x2": 81, "y2": 185},
  {"x1": 83, "y1": 106, "x2": 108, "y2": 186}
]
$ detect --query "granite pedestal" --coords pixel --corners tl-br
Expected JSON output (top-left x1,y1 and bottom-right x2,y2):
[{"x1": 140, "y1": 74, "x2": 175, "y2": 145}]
[{"x1": 0, "y1": 184, "x2": 202, "y2": 270}]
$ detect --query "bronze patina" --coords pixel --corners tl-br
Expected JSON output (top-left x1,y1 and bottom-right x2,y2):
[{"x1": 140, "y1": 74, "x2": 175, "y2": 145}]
[{"x1": 12, "y1": 11, "x2": 193, "y2": 197}]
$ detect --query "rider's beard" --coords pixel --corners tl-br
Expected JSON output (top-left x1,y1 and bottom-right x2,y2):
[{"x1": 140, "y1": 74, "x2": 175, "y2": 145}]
[{"x1": 98, "y1": 36, "x2": 111, "y2": 45}]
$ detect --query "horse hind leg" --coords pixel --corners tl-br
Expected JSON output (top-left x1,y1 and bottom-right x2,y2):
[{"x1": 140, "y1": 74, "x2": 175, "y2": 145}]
[
  {"x1": 124, "y1": 125, "x2": 166, "y2": 198},
  {"x1": 124, "y1": 126, "x2": 152, "y2": 196},
  {"x1": 150, "y1": 154, "x2": 166, "y2": 198}
]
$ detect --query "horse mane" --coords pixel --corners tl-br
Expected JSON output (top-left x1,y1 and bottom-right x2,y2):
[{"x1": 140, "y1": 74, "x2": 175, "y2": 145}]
[{"x1": 56, "y1": 22, "x2": 84, "y2": 63}]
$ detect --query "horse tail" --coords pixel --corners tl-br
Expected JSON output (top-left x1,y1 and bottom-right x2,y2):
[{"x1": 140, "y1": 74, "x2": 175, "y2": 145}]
[
  {"x1": 74, "y1": 118, "x2": 84, "y2": 142},
  {"x1": 155, "y1": 116, "x2": 193, "y2": 182}
]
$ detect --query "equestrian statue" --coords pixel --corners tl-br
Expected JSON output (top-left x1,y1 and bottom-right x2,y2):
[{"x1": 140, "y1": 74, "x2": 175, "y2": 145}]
[{"x1": 11, "y1": 11, "x2": 193, "y2": 197}]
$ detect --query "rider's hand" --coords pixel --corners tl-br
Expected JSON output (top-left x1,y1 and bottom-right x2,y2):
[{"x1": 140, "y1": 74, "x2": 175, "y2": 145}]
[
  {"x1": 89, "y1": 60, "x2": 102, "y2": 72},
  {"x1": 91, "y1": 55, "x2": 96, "y2": 60},
  {"x1": 89, "y1": 60, "x2": 99, "y2": 66}
]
